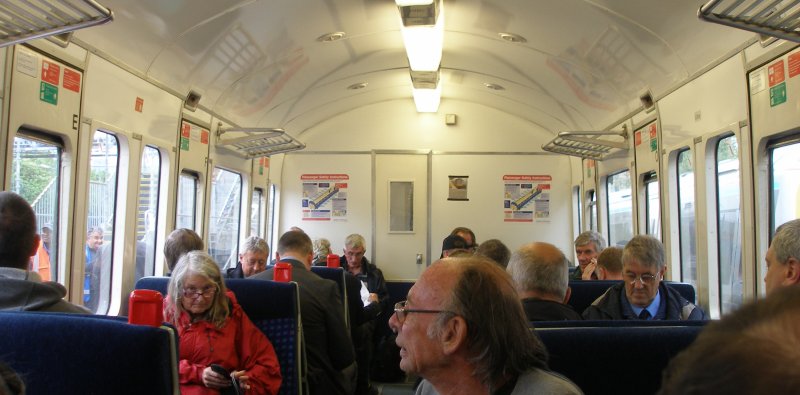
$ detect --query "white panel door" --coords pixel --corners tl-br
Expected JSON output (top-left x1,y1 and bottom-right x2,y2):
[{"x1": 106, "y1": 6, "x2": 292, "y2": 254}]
[{"x1": 375, "y1": 153, "x2": 428, "y2": 281}]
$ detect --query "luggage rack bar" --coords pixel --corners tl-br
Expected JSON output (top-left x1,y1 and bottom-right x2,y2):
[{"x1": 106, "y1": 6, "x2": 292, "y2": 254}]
[
  {"x1": 0, "y1": 0, "x2": 113, "y2": 48},
  {"x1": 217, "y1": 127, "x2": 306, "y2": 158},
  {"x1": 699, "y1": 0, "x2": 800, "y2": 43},
  {"x1": 541, "y1": 128, "x2": 628, "y2": 160}
]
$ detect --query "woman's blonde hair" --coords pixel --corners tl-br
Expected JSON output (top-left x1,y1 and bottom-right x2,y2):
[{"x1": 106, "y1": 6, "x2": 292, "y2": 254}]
[{"x1": 165, "y1": 250, "x2": 230, "y2": 328}]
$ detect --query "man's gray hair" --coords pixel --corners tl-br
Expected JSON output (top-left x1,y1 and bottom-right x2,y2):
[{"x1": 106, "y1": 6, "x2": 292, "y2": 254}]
[
  {"x1": 623, "y1": 235, "x2": 665, "y2": 270},
  {"x1": 507, "y1": 243, "x2": 569, "y2": 299},
  {"x1": 240, "y1": 235, "x2": 269, "y2": 255},
  {"x1": 574, "y1": 230, "x2": 606, "y2": 251},
  {"x1": 772, "y1": 219, "x2": 800, "y2": 265},
  {"x1": 344, "y1": 233, "x2": 366, "y2": 250}
]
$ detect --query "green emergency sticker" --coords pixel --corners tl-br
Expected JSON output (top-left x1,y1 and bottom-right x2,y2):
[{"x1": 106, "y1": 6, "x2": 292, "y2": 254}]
[
  {"x1": 39, "y1": 82, "x2": 58, "y2": 105},
  {"x1": 770, "y1": 82, "x2": 787, "y2": 107},
  {"x1": 650, "y1": 138, "x2": 657, "y2": 152},
  {"x1": 180, "y1": 137, "x2": 190, "y2": 151}
]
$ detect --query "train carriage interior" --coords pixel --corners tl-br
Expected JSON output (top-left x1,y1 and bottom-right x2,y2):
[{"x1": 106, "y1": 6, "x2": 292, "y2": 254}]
[{"x1": 1, "y1": 0, "x2": 800, "y2": 394}]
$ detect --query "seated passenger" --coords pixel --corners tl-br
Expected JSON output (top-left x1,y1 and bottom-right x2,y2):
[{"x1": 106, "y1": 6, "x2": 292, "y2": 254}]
[
  {"x1": 165, "y1": 251, "x2": 281, "y2": 395},
  {"x1": 389, "y1": 256, "x2": 582, "y2": 394},
  {"x1": 226, "y1": 235, "x2": 269, "y2": 278},
  {"x1": 0, "y1": 191, "x2": 89, "y2": 313},
  {"x1": 450, "y1": 226, "x2": 477, "y2": 251},
  {"x1": 589, "y1": 246, "x2": 623, "y2": 280},
  {"x1": 571, "y1": 231, "x2": 605, "y2": 280},
  {"x1": 507, "y1": 242, "x2": 582, "y2": 321},
  {"x1": 763, "y1": 218, "x2": 800, "y2": 295},
  {"x1": 475, "y1": 238, "x2": 511, "y2": 268},
  {"x1": 163, "y1": 228, "x2": 204, "y2": 275},
  {"x1": 0, "y1": 361, "x2": 24, "y2": 395},
  {"x1": 312, "y1": 238, "x2": 332, "y2": 266},
  {"x1": 440, "y1": 234, "x2": 469, "y2": 258},
  {"x1": 583, "y1": 235, "x2": 706, "y2": 321},
  {"x1": 658, "y1": 285, "x2": 800, "y2": 395}
]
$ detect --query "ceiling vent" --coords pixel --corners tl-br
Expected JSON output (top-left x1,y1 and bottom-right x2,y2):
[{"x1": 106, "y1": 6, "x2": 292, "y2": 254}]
[
  {"x1": 0, "y1": 0, "x2": 113, "y2": 48},
  {"x1": 542, "y1": 128, "x2": 629, "y2": 160},
  {"x1": 699, "y1": 0, "x2": 800, "y2": 43},
  {"x1": 216, "y1": 127, "x2": 305, "y2": 159}
]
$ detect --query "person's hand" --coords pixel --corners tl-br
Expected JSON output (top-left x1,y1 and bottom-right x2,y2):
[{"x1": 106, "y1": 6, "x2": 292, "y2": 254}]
[
  {"x1": 581, "y1": 258, "x2": 598, "y2": 280},
  {"x1": 368, "y1": 293, "x2": 379, "y2": 303},
  {"x1": 202, "y1": 366, "x2": 231, "y2": 389},
  {"x1": 232, "y1": 370, "x2": 251, "y2": 391}
]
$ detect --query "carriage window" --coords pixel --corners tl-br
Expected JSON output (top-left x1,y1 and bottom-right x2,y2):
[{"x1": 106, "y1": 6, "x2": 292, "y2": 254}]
[
  {"x1": 769, "y1": 140, "x2": 800, "y2": 236},
  {"x1": 677, "y1": 149, "x2": 697, "y2": 286},
  {"x1": 389, "y1": 181, "x2": 414, "y2": 232},
  {"x1": 644, "y1": 172, "x2": 661, "y2": 240},
  {"x1": 587, "y1": 189, "x2": 597, "y2": 232},
  {"x1": 177, "y1": 172, "x2": 198, "y2": 230},
  {"x1": 574, "y1": 186, "x2": 582, "y2": 232},
  {"x1": 85, "y1": 131, "x2": 119, "y2": 314},
  {"x1": 11, "y1": 135, "x2": 61, "y2": 283},
  {"x1": 209, "y1": 168, "x2": 242, "y2": 270},
  {"x1": 716, "y1": 135, "x2": 742, "y2": 314},
  {"x1": 251, "y1": 188, "x2": 264, "y2": 237},
  {"x1": 134, "y1": 146, "x2": 161, "y2": 282},
  {"x1": 607, "y1": 171, "x2": 633, "y2": 247}
]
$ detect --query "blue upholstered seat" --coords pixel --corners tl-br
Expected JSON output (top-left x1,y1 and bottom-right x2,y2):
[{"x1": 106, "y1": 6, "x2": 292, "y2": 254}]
[
  {"x1": 135, "y1": 276, "x2": 306, "y2": 395},
  {"x1": 535, "y1": 324, "x2": 705, "y2": 395},
  {"x1": 0, "y1": 311, "x2": 179, "y2": 395},
  {"x1": 310, "y1": 266, "x2": 348, "y2": 328}
]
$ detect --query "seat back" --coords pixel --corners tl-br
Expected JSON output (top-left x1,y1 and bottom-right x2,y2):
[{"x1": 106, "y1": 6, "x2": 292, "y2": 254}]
[
  {"x1": 135, "y1": 276, "x2": 170, "y2": 296},
  {"x1": 310, "y1": 266, "x2": 349, "y2": 328},
  {"x1": 0, "y1": 311, "x2": 179, "y2": 395},
  {"x1": 225, "y1": 279, "x2": 304, "y2": 395},
  {"x1": 536, "y1": 324, "x2": 704, "y2": 395},
  {"x1": 567, "y1": 280, "x2": 696, "y2": 314}
]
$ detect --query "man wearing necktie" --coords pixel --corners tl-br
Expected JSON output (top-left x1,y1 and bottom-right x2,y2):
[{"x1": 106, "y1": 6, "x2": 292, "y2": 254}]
[{"x1": 583, "y1": 235, "x2": 707, "y2": 321}]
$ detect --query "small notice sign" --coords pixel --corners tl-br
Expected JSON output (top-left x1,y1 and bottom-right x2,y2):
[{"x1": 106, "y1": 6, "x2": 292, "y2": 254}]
[
  {"x1": 39, "y1": 82, "x2": 58, "y2": 105},
  {"x1": 635, "y1": 131, "x2": 642, "y2": 146},
  {"x1": 768, "y1": 60, "x2": 785, "y2": 87},
  {"x1": 770, "y1": 82, "x2": 787, "y2": 107},
  {"x1": 135, "y1": 97, "x2": 144, "y2": 112},
  {"x1": 180, "y1": 137, "x2": 190, "y2": 151},
  {"x1": 41, "y1": 60, "x2": 60, "y2": 85},
  {"x1": 201, "y1": 130, "x2": 209, "y2": 144},
  {"x1": 789, "y1": 52, "x2": 800, "y2": 78},
  {"x1": 63, "y1": 68, "x2": 81, "y2": 92}
]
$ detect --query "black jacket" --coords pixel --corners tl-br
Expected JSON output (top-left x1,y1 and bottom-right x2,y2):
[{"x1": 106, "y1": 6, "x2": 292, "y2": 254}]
[{"x1": 582, "y1": 282, "x2": 706, "y2": 320}]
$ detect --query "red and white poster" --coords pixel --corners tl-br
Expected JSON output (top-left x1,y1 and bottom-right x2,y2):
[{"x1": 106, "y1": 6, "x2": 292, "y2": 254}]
[
  {"x1": 301, "y1": 174, "x2": 349, "y2": 221},
  {"x1": 503, "y1": 175, "x2": 551, "y2": 223}
]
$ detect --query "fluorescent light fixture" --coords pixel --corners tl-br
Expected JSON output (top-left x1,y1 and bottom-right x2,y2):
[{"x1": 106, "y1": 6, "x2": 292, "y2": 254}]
[
  {"x1": 397, "y1": 0, "x2": 443, "y2": 71},
  {"x1": 400, "y1": 20, "x2": 443, "y2": 71},
  {"x1": 412, "y1": 85, "x2": 441, "y2": 113},
  {"x1": 396, "y1": 0, "x2": 433, "y2": 6}
]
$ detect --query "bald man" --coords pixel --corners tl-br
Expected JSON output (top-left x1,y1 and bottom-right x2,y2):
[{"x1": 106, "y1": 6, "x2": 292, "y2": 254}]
[{"x1": 507, "y1": 242, "x2": 582, "y2": 321}]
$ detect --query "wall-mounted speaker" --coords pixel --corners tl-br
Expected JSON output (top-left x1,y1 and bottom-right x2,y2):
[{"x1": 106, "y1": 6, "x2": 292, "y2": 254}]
[{"x1": 184, "y1": 90, "x2": 202, "y2": 112}]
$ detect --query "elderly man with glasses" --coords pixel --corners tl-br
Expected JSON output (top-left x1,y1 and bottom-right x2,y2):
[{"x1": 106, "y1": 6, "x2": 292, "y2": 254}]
[
  {"x1": 583, "y1": 235, "x2": 706, "y2": 321},
  {"x1": 389, "y1": 256, "x2": 582, "y2": 395}
]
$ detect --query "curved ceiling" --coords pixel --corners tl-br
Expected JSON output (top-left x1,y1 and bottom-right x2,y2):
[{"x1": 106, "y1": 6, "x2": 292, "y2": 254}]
[{"x1": 73, "y1": 0, "x2": 756, "y2": 137}]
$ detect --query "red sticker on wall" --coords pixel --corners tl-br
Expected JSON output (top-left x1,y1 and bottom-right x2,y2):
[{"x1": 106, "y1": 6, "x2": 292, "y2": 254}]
[
  {"x1": 135, "y1": 97, "x2": 144, "y2": 112},
  {"x1": 768, "y1": 60, "x2": 785, "y2": 86},
  {"x1": 789, "y1": 52, "x2": 800, "y2": 78},
  {"x1": 201, "y1": 130, "x2": 209, "y2": 144},
  {"x1": 41, "y1": 60, "x2": 60, "y2": 85},
  {"x1": 181, "y1": 122, "x2": 191, "y2": 138},
  {"x1": 649, "y1": 123, "x2": 657, "y2": 138},
  {"x1": 635, "y1": 131, "x2": 642, "y2": 146},
  {"x1": 62, "y1": 68, "x2": 81, "y2": 92}
]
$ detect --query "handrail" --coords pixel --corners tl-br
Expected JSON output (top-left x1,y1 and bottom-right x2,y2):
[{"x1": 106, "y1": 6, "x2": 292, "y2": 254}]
[
  {"x1": 0, "y1": 0, "x2": 113, "y2": 48},
  {"x1": 541, "y1": 127, "x2": 628, "y2": 160},
  {"x1": 699, "y1": 0, "x2": 800, "y2": 43}
]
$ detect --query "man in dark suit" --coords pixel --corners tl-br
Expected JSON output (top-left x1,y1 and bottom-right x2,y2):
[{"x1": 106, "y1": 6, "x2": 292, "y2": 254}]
[{"x1": 251, "y1": 231, "x2": 355, "y2": 395}]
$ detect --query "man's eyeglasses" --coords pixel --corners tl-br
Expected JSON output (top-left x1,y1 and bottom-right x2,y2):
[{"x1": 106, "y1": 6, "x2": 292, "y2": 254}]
[
  {"x1": 182, "y1": 285, "x2": 217, "y2": 299},
  {"x1": 393, "y1": 300, "x2": 452, "y2": 324},
  {"x1": 624, "y1": 272, "x2": 661, "y2": 286}
]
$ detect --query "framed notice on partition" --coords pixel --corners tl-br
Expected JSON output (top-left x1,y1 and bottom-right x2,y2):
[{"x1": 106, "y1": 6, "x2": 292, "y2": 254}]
[{"x1": 448, "y1": 176, "x2": 469, "y2": 201}]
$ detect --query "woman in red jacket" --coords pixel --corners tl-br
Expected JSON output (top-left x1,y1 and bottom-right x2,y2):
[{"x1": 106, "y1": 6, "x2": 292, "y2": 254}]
[{"x1": 165, "y1": 251, "x2": 282, "y2": 395}]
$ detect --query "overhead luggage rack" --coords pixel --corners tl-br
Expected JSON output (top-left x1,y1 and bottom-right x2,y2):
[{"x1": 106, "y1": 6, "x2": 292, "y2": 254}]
[
  {"x1": 699, "y1": 0, "x2": 800, "y2": 43},
  {"x1": 0, "y1": 0, "x2": 113, "y2": 48},
  {"x1": 541, "y1": 128, "x2": 628, "y2": 160},
  {"x1": 216, "y1": 127, "x2": 305, "y2": 159}
]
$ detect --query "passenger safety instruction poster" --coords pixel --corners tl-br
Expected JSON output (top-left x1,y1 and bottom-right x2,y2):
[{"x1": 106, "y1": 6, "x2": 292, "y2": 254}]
[
  {"x1": 503, "y1": 175, "x2": 551, "y2": 222},
  {"x1": 301, "y1": 174, "x2": 348, "y2": 221}
]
